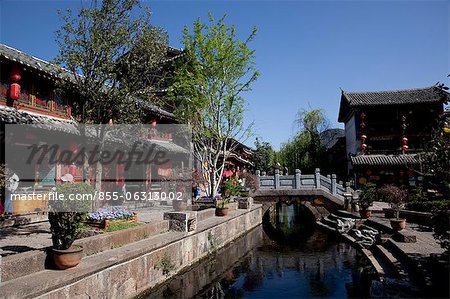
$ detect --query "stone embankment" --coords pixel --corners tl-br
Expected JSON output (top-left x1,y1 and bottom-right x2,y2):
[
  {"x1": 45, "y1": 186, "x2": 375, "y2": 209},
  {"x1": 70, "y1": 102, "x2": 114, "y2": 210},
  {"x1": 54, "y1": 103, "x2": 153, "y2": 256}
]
[
  {"x1": 316, "y1": 209, "x2": 447, "y2": 298},
  {"x1": 0, "y1": 203, "x2": 262, "y2": 299}
]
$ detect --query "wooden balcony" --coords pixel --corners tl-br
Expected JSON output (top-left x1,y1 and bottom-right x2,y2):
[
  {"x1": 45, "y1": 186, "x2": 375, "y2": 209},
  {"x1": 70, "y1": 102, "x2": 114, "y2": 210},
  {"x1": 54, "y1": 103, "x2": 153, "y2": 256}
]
[{"x1": 0, "y1": 83, "x2": 70, "y2": 118}]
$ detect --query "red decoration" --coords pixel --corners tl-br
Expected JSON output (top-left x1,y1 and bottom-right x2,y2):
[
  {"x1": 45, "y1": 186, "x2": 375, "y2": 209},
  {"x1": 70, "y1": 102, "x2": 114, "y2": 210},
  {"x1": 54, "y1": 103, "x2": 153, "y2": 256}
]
[
  {"x1": 402, "y1": 137, "x2": 408, "y2": 144},
  {"x1": 10, "y1": 67, "x2": 21, "y2": 82},
  {"x1": 9, "y1": 83, "x2": 20, "y2": 100},
  {"x1": 361, "y1": 134, "x2": 367, "y2": 141},
  {"x1": 360, "y1": 112, "x2": 366, "y2": 120},
  {"x1": 42, "y1": 100, "x2": 47, "y2": 106},
  {"x1": 360, "y1": 122, "x2": 366, "y2": 129},
  {"x1": 361, "y1": 143, "x2": 368, "y2": 150},
  {"x1": 150, "y1": 119, "x2": 157, "y2": 126},
  {"x1": 69, "y1": 164, "x2": 77, "y2": 176},
  {"x1": 402, "y1": 145, "x2": 409, "y2": 152},
  {"x1": 36, "y1": 98, "x2": 41, "y2": 104},
  {"x1": 69, "y1": 142, "x2": 78, "y2": 154}
]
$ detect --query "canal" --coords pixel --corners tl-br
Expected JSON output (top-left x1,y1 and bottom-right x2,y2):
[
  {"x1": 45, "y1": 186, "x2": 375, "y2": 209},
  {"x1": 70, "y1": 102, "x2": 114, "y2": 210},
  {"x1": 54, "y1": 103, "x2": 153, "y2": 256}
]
[{"x1": 143, "y1": 203, "x2": 375, "y2": 298}]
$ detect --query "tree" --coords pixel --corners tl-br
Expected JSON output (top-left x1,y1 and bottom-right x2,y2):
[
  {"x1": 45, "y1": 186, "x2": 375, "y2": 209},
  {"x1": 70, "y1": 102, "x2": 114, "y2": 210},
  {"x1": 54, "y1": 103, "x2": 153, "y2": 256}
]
[
  {"x1": 253, "y1": 138, "x2": 275, "y2": 174},
  {"x1": 278, "y1": 109, "x2": 329, "y2": 173},
  {"x1": 55, "y1": 0, "x2": 169, "y2": 192},
  {"x1": 167, "y1": 14, "x2": 259, "y2": 197}
]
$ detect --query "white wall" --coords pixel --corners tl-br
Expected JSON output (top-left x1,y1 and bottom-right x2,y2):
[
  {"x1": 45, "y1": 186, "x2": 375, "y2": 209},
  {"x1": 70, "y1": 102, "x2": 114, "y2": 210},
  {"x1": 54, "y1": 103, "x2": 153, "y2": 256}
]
[{"x1": 345, "y1": 115, "x2": 357, "y2": 172}]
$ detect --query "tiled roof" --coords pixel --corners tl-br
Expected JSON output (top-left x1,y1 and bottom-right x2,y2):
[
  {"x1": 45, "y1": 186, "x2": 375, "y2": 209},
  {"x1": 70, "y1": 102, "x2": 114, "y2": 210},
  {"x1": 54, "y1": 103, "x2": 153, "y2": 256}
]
[
  {"x1": 0, "y1": 43, "x2": 74, "y2": 80},
  {"x1": 351, "y1": 154, "x2": 423, "y2": 166},
  {"x1": 342, "y1": 86, "x2": 446, "y2": 107},
  {"x1": 0, "y1": 43, "x2": 176, "y2": 118},
  {"x1": 0, "y1": 105, "x2": 79, "y2": 134},
  {"x1": 1, "y1": 105, "x2": 187, "y2": 154}
]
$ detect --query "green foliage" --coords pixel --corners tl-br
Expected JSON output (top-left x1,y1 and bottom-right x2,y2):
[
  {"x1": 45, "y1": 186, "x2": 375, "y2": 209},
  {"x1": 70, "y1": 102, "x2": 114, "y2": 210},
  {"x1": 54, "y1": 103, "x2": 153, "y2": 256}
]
[
  {"x1": 254, "y1": 138, "x2": 275, "y2": 174},
  {"x1": 55, "y1": 0, "x2": 169, "y2": 124},
  {"x1": 277, "y1": 109, "x2": 328, "y2": 173},
  {"x1": 420, "y1": 107, "x2": 450, "y2": 199},
  {"x1": 377, "y1": 185, "x2": 408, "y2": 219},
  {"x1": 222, "y1": 176, "x2": 242, "y2": 197},
  {"x1": 207, "y1": 231, "x2": 218, "y2": 254},
  {"x1": 359, "y1": 182, "x2": 376, "y2": 210},
  {"x1": 48, "y1": 183, "x2": 95, "y2": 249},
  {"x1": 215, "y1": 198, "x2": 230, "y2": 208},
  {"x1": 167, "y1": 13, "x2": 259, "y2": 196},
  {"x1": 105, "y1": 221, "x2": 141, "y2": 232},
  {"x1": 432, "y1": 206, "x2": 450, "y2": 253},
  {"x1": 155, "y1": 253, "x2": 175, "y2": 277},
  {"x1": 406, "y1": 200, "x2": 449, "y2": 212}
]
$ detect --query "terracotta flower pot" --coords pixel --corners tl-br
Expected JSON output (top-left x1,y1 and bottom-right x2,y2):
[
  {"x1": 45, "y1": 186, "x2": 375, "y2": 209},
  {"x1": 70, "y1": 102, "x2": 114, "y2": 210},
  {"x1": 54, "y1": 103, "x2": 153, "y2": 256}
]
[
  {"x1": 359, "y1": 209, "x2": 372, "y2": 219},
  {"x1": 390, "y1": 218, "x2": 406, "y2": 231},
  {"x1": 52, "y1": 245, "x2": 83, "y2": 270},
  {"x1": 215, "y1": 207, "x2": 229, "y2": 217}
]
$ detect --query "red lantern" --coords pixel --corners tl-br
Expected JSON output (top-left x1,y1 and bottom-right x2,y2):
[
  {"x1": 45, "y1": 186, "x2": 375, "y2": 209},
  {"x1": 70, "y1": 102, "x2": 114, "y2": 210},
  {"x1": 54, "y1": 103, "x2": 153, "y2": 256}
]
[
  {"x1": 360, "y1": 112, "x2": 366, "y2": 120},
  {"x1": 9, "y1": 83, "x2": 20, "y2": 100},
  {"x1": 361, "y1": 143, "x2": 368, "y2": 150},
  {"x1": 402, "y1": 145, "x2": 409, "y2": 152},
  {"x1": 10, "y1": 67, "x2": 21, "y2": 82},
  {"x1": 69, "y1": 164, "x2": 77, "y2": 176},
  {"x1": 361, "y1": 134, "x2": 367, "y2": 141},
  {"x1": 360, "y1": 122, "x2": 366, "y2": 129},
  {"x1": 402, "y1": 137, "x2": 408, "y2": 144}
]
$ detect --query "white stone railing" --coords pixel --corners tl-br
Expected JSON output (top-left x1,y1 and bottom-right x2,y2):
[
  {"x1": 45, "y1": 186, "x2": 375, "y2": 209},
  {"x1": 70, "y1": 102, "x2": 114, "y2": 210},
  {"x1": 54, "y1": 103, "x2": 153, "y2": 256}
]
[{"x1": 256, "y1": 168, "x2": 352, "y2": 197}]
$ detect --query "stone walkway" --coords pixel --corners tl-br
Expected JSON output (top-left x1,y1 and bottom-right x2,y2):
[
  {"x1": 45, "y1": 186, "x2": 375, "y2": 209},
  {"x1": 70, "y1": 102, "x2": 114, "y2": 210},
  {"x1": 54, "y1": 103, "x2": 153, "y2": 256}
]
[
  {"x1": 370, "y1": 215, "x2": 445, "y2": 256},
  {"x1": 0, "y1": 206, "x2": 173, "y2": 257}
]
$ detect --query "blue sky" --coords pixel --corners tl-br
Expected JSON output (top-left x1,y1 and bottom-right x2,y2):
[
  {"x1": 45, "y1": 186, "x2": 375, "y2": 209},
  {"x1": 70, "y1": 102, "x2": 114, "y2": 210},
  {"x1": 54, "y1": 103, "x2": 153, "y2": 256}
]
[{"x1": 1, "y1": 0, "x2": 449, "y2": 149}]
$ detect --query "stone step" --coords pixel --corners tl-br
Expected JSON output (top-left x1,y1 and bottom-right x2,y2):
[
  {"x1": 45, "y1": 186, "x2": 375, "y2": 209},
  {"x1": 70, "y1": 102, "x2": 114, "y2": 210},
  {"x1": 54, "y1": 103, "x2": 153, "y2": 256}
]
[
  {"x1": 315, "y1": 220, "x2": 336, "y2": 233},
  {"x1": 384, "y1": 239, "x2": 434, "y2": 292},
  {"x1": 364, "y1": 218, "x2": 395, "y2": 234},
  {"x1": 372, "y1": 245, "x2": 408, "y2": 279},
  {"x1": 335, "y1": 209, "x2": 361, "y2": 219},
  {"x1": 321, "y1": 216, "x2": 338, "y2": 228},
  {"x1": 360, "y1": 248, "x2": 385, "y2": 279}
]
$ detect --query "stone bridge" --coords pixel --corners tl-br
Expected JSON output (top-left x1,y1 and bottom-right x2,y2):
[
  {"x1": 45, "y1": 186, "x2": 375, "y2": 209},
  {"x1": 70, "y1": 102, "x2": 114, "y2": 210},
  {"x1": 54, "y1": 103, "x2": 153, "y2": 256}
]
[{"x1": 251, "y1": 168, "x2": 353, "y2": 220}]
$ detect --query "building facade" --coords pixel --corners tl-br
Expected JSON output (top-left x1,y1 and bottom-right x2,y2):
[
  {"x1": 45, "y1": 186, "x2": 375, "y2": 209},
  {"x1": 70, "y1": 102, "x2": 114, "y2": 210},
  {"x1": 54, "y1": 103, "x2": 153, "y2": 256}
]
[
  {"x1": 338, "y1": 86, "x2": 448, "y2": 188},
  {"x1": 0, "y1": 43, "x2": 188, "y2": 215}
]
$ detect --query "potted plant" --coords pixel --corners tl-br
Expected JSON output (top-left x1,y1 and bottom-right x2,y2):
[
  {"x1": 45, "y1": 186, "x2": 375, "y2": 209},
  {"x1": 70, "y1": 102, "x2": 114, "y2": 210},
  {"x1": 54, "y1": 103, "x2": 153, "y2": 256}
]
[
  {"x1": 215, "y1": 198, "x2": 229, "y2": 216},
  {"x1": 377, "y1": 185, "x2": 408, "y2": 231},
  {"x1": 48, "y1": 182, "x2": 93, "y2": 269},
  {"x1": 358, "y1": 183, "x2": 376, "y2": 219}
]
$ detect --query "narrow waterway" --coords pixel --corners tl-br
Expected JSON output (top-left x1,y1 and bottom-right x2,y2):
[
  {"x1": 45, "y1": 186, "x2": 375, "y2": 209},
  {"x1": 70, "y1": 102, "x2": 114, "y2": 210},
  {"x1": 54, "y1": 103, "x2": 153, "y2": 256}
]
[{"x1": 143, "y1": 203, "x2": 375, "y2": 299}]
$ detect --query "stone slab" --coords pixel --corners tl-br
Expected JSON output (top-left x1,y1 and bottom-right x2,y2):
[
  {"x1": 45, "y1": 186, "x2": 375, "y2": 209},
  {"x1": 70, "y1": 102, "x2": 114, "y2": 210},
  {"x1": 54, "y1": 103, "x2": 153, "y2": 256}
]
[{"x1": 0, "y1": 205, "x2": 262, "y2": 299}]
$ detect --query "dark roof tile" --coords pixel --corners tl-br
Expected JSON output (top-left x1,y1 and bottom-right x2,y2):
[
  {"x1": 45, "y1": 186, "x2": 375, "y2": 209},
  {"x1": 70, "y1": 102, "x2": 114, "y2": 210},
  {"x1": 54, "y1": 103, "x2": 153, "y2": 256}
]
[
  {"x1": 342, "y1": 86, "x2": 446, "y2": 107},
  {"x1": 351, "y1": 154, "x2": 423, "y2": 166}
]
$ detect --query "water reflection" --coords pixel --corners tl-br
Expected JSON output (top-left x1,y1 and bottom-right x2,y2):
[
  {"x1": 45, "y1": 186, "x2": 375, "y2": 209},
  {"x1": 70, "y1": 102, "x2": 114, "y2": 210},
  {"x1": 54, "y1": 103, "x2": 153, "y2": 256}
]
[{"x1": 143, "y1": 203, "x2": 373, "y2": 299}]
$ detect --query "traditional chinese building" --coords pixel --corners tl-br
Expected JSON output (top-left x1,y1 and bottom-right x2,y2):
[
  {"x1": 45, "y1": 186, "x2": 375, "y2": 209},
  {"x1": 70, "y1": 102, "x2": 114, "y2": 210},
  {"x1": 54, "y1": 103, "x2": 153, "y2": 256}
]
[
  {"x1": 338, "y1": 86, "x2": 448, "y2": 188},
  {"x1": 0, "y1": 43, "x2": 188, "y2": 214},
  {"x1": 223, "y1": 138, "x2": 254, "y2": 177}
]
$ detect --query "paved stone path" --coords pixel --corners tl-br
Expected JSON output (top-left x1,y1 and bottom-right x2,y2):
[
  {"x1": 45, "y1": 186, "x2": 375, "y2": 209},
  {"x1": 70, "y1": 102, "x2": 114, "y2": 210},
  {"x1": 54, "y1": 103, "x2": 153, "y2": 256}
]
[
  {"x1": 371, "y1": 215, "x2": 445, "y2": 255},
  {"x1": 0, "y1": 206, "x2": 173, "y2": 257}
]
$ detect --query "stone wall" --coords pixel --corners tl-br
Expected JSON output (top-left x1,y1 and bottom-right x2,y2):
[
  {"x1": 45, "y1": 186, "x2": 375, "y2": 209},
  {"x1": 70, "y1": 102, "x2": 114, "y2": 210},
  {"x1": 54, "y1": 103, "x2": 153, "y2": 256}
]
[{"x1": 34, "y1": 206, "x2": 262, "y2": 299}]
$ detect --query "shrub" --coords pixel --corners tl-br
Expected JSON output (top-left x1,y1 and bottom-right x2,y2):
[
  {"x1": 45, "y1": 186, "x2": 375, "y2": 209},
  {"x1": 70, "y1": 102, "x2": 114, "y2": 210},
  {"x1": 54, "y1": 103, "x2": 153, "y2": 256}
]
[
  {"x1": 48, "y1": 182, "x2": 94, "y2": 250},
  {"x1": 406, "y1": 200, "x2": 449, "y2": 212},
  {"x1": 359, "y1": 182, "x2": 376, "y2": 210},
  {"x1": 432, "y1": 206, "x2": 450, "y2": 254},
  {"x1": 377, "y1": 185, "x2": 408, "y2": 219}
]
